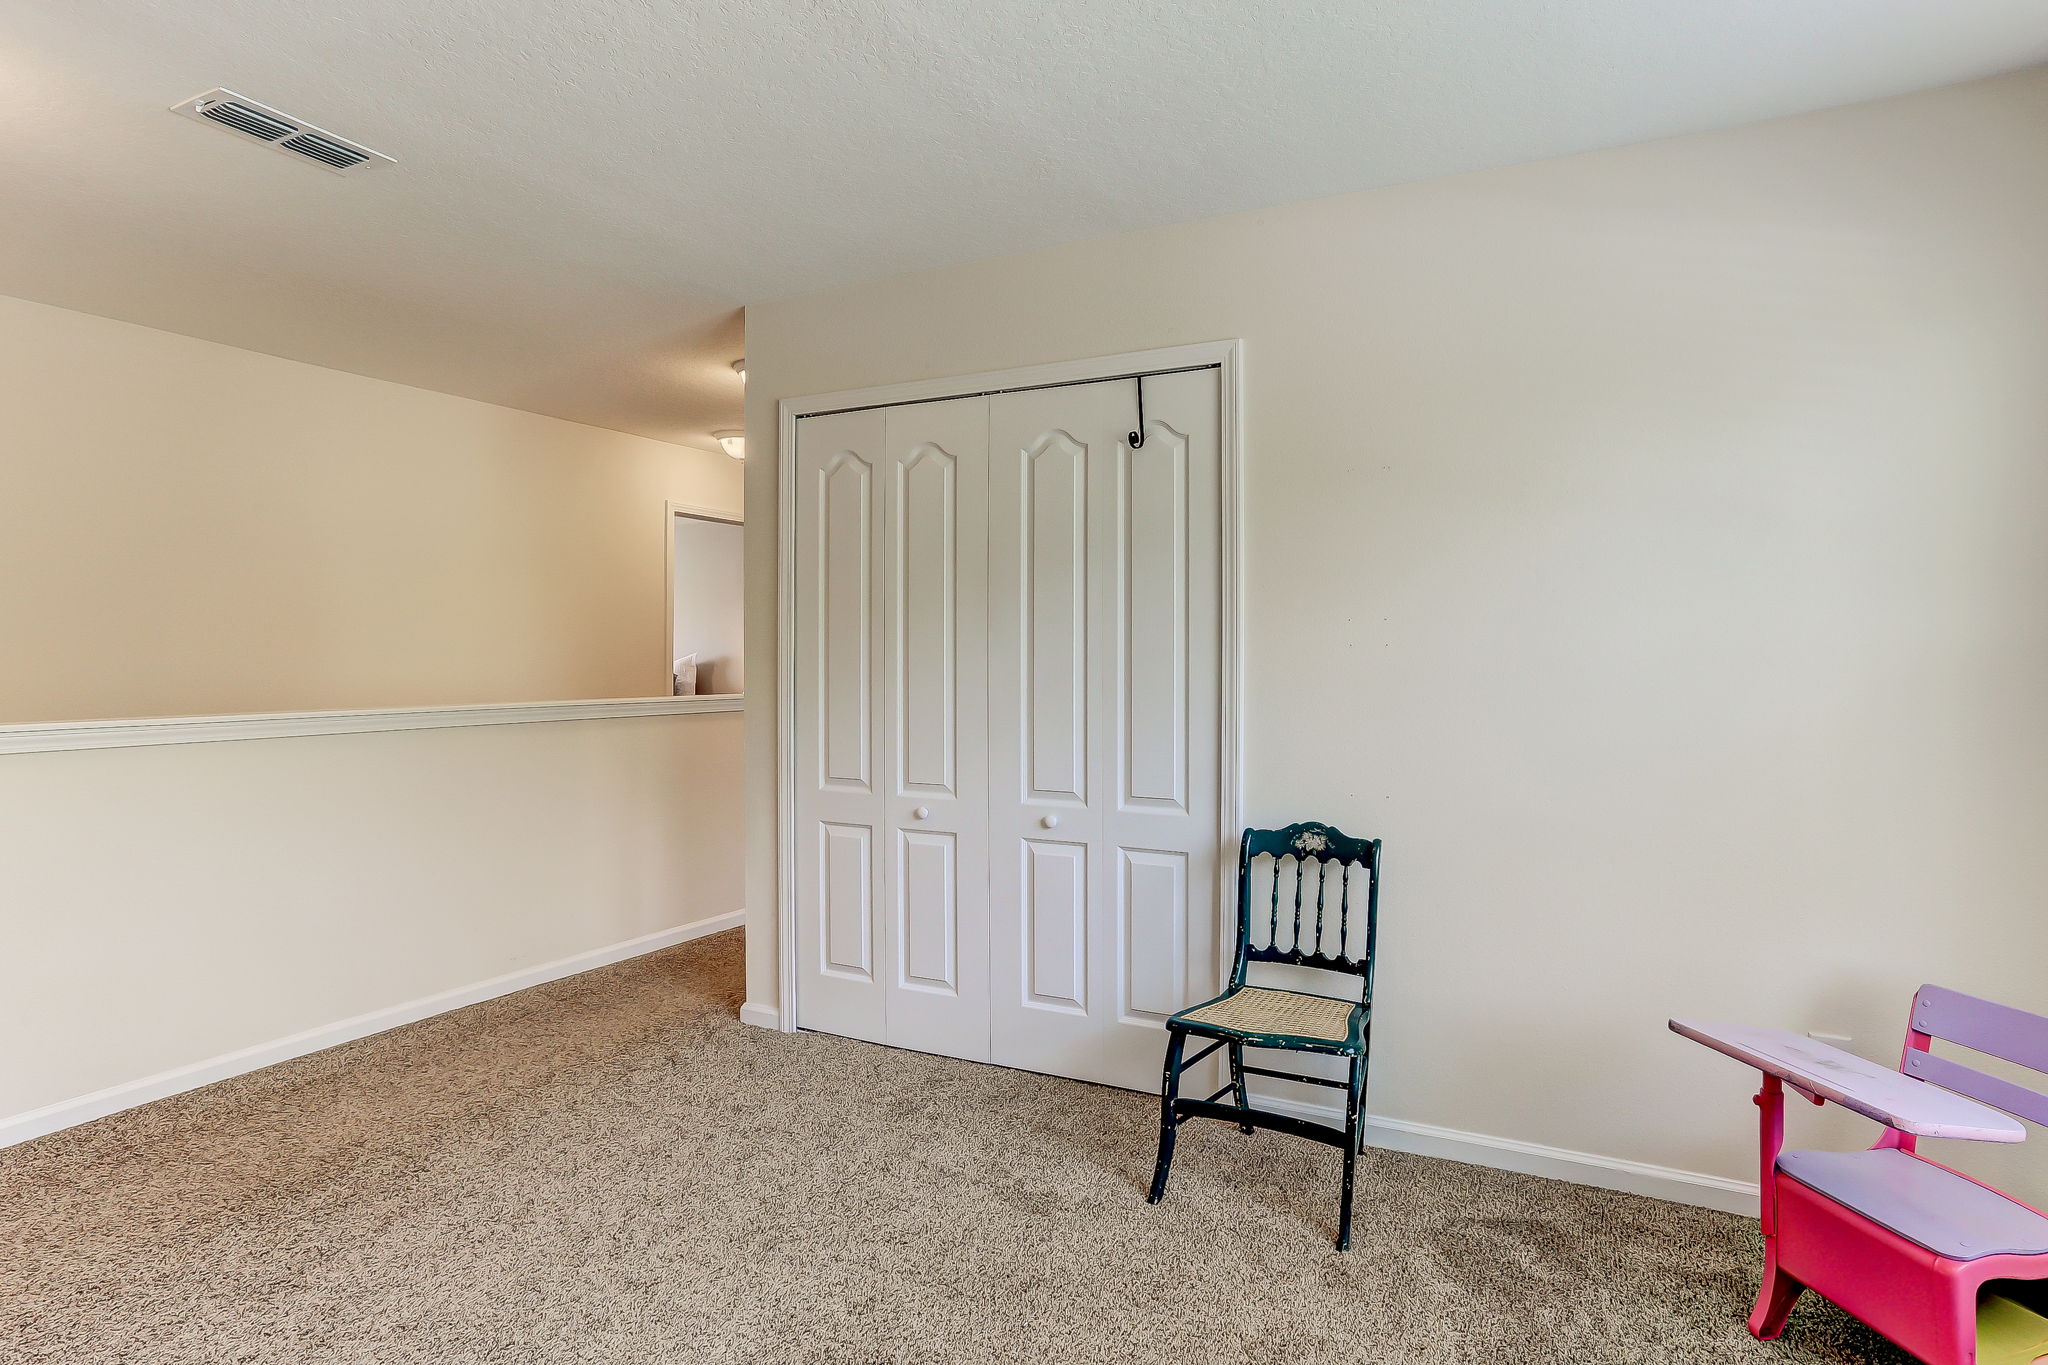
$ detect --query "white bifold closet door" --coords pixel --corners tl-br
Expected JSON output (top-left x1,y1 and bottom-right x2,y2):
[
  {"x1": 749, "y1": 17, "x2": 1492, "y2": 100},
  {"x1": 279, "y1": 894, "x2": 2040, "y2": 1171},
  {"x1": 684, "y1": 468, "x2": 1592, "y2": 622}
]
[
  {"x1": 985, "y1": 370, "x2": 1220, "y2": 1088},
  {"x1": 794, "y1": 369, "x2": 1220, "y2": 1091},
  {"x1": 794, "y1": 396, "x2": 991, "y2": 1062}
]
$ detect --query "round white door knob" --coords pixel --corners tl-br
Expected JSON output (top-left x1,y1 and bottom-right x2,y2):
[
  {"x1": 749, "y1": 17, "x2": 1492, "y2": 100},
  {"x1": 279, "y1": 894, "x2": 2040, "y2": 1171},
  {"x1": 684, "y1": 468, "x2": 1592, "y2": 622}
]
[
  {"x1": 913, "y1": 806, "x2": 931, "y2": 821},
  {"x1": 1040, "y1": 814, "x2": 1059, "y2": 829}
]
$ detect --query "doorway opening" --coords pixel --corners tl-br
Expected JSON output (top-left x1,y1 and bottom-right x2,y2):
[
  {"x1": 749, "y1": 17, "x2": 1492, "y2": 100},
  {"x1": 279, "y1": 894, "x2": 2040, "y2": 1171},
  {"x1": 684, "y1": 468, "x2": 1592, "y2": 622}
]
[{"x1": 667, "y1": 503, "x2": 744, "y2": 697}]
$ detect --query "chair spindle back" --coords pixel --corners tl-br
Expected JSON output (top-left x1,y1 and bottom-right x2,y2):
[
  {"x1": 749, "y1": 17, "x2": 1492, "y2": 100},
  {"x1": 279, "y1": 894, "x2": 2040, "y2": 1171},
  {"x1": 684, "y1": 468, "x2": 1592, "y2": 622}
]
[{"x1": 1235, "y1": 822, "x2": 1380, "y2": 999}]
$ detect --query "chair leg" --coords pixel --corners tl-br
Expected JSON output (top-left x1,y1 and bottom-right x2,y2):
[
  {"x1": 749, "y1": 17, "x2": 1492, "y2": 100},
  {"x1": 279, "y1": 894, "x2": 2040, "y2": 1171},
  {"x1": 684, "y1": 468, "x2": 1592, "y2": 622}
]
[
  {"x1": 1356, "y1": 1050, "x2": 1372, "y2": 1154},
  {"x1": 1747, "y1": 1241, "x2": 1803, "y2": 1340},
  {"x1": 1337, "y1": 1054, "x2": 1363, "y2": 1250},
  {"x1": 1147, "y1": 1029, "x2": 1188, "y2": 1205},
  {"x1": 1229, "y1": 1042, "x2": 1253, "y2": 1133}
]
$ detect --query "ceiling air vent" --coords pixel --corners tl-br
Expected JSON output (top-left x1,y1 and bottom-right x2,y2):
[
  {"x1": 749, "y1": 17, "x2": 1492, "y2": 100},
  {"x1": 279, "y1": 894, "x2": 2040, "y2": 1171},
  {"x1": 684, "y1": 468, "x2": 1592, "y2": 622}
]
[
  {"x1": 170, "y1": 89, "x2": 394, "y2": 175},
  {"x1": 280, "y1": 132, "x2": 371, "y2": 170},
  {"x1": 198, "y1": 99, "x2": 296, "y2": 141}
]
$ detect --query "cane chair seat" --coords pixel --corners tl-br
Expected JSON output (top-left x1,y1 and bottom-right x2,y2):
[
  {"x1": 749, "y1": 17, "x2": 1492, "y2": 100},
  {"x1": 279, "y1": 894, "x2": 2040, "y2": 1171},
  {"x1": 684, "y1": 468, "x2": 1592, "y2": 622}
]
[{"x1": 1173, "y1": 986, "x2": 1366, "y2": 1054}]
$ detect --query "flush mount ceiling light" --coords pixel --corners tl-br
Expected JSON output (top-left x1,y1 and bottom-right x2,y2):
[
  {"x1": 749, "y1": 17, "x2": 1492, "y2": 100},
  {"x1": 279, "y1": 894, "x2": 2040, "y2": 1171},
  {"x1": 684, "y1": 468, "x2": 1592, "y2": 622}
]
[
  {"x1": 731, "y1": 359, "x2": 746, "y2": 380},
  {"x1": 712, "y1": 430, "x2": 745, "y2": 460},
  {"x1": 170, "y1": 88, "x2": 395, "y2": 175}
]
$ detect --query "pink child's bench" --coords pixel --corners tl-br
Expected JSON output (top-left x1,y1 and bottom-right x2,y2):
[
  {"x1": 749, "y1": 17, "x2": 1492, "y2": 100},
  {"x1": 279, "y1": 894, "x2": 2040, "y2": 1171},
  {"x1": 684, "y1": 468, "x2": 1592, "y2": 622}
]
[{"x1": 1673, "y1": 987, "x2": 2048, "y2": 1365}]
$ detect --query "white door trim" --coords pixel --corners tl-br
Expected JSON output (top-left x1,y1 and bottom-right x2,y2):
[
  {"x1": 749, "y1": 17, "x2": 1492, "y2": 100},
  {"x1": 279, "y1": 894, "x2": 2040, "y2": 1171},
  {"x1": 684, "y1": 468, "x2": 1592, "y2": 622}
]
[{"x1": 772, "y1": 340, "x2": 1246, "y2": 1031}]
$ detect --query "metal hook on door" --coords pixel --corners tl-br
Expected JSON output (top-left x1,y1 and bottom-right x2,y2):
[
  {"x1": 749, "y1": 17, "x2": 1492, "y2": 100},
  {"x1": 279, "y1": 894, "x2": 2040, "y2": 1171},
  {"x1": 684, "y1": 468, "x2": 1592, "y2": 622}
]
[{"x1": 1129, "y1": 374, "x2": 1146, "y2": 449}]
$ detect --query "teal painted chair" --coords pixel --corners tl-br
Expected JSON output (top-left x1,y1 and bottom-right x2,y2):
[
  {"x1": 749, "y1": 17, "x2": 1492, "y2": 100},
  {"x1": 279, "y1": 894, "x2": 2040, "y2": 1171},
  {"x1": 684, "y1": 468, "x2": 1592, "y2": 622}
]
[{"x1": 1146, "y1": 821, "x2": 1381, "y2": 1249}]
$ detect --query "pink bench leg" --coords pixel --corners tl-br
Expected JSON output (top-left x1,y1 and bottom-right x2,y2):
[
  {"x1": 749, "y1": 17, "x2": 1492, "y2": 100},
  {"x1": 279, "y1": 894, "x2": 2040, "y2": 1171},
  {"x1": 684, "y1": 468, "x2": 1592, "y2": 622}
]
[
  {"x1": 1748, "y1": 1076, "x2": 1804, "y2": 1340},
  {"x1": 1940, "y1": 1278, "x2": 1980, "y2": 1365},
  {"x1": 1749, "y1": 1242, "x2": 1804, "y2": 1340}
]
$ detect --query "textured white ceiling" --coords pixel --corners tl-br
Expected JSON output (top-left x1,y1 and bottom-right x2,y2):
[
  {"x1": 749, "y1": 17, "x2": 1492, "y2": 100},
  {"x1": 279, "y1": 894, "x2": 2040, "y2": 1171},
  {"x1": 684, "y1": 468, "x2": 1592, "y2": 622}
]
[{"x1": 2, "y1": 2, "x2": 2045, "y2": 447}]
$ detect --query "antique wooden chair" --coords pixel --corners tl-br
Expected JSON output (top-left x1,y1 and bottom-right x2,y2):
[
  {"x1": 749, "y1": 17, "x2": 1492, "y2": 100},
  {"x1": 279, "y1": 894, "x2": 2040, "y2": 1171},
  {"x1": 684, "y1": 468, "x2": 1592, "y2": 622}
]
[
  {"x1": 1146, "y1": 821, "x2": 1380, "y2": 1249},
  {"x1": 1674, "y1": 987, "x2": 2048, "y2": 1364}
]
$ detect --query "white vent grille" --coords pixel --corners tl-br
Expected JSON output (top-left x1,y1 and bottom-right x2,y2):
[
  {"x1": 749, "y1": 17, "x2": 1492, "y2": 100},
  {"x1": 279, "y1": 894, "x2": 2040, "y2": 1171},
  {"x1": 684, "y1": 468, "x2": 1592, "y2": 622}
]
[
  {"x1": 199, "y1": 99, "x2": 296, "y2": 141},
  {"x1": 171, "y1": 89, "x2": 394, "y2": 176},
  {"x1": 280, "y1": 132, "x2": 371, "y2": 170}
]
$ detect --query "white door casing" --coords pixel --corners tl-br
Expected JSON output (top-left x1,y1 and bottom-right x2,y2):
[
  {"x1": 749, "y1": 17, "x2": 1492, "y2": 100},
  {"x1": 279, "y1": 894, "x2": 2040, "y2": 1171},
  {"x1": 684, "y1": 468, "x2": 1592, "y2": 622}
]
[{"x1": 778, "y1": 342, "x2": 1242, "y2": 1092}]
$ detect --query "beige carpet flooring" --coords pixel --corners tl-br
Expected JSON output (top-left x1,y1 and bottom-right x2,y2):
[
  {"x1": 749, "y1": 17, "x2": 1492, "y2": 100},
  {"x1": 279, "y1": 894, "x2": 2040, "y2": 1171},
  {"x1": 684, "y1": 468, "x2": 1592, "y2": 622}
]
[{"x1": 4, "y1": 929, "x2": 1911, "y2": 1364}]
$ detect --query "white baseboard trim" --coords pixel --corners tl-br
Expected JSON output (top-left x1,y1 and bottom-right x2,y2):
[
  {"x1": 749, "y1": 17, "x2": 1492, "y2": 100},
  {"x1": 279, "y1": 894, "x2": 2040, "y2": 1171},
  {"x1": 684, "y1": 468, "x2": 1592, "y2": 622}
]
[
  {"x1": 738, "y1": 1001, "x2": 783, "y2": 1031},
  {"x1": 0, "y1": 910, "x2": 746, "y2": 1150},
  {"x1": 1248, "y1": 1090, "x2": 1758, "y2": 1217}
]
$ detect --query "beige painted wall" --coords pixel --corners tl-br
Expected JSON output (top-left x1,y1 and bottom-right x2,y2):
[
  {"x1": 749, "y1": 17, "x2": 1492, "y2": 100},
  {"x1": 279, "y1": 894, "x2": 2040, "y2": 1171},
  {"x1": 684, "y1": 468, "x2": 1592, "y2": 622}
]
[
  {"x1": 0, "y1": 711, "x2": 743, "y2": 1126},
  {"x1": 742, "y1": 69, "x2": 2048, "y2": 1200},
  {"x1": 0, "y1": 293, "x2": 743, "y2": 725}
]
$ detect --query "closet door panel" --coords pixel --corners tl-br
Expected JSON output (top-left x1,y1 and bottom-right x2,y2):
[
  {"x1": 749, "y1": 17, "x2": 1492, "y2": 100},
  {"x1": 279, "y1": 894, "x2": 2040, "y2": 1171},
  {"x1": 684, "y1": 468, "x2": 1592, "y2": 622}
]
[
  {"x1": 988, "y1": 369, "x2": 1222, "y2": 1090},
  {"x1": 897, "y1": 829, "x2": 958, "y2": 991},
  {"x1": 898, "y1": 443, "x2": 959, "y2": 795},
  {"x1": 1023, "y1": 838, "x2": 1089, "y2": 1011},
  {"x1": 820, "y1": 457, "x2": 875, "y2": 790},
  {"x1": 1120, "y1": 427, "x2": 1188, "y2": 811},
  {"x1": 820, "y1": 823, "x2": 876, "y2": 977},
  {"x1": 1025, "y1": 431, "x2": 1089, "y2": 804},
  {"x1": 1119, "y1": 847, "x2": 1188, "y2": 1023},
  {"x1": 794, "y1": 410, "x2": 889, "y2": 1044},
  {"x1": 1102, "y1": 368, "x2": 1222, "y2": 1075},
  {"x1": 988, "y1": 384, "x2": 1110, "y2": 1082},
  {"x1": 878, "y1": 397, "x2": 990, "y2": 1061}
]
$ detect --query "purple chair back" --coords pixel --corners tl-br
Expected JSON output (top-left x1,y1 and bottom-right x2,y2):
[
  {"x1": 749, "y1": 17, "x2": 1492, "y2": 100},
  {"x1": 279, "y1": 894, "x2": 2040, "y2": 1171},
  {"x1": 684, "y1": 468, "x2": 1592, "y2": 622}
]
[{"x1": 1904, "y1": 985, "x2": 2048, "y2": 1128}]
